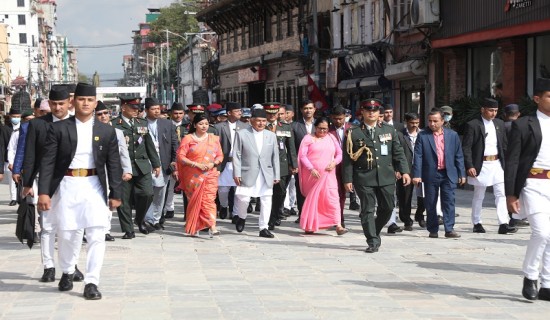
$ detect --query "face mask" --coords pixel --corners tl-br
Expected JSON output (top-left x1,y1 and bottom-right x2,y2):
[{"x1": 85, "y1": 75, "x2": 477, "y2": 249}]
[
  {"x1": 345, "y1": 116, "x2": 351, "y2": 123},
  {"x1": 10, "y1": 118, "x2": 21, "y2": 125},
  {"x1": 444, "y1": 115, "x2": 452, "y2": 122}
]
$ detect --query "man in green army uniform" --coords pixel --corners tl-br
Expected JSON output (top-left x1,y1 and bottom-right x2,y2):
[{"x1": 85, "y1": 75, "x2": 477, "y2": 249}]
[
  {"x1": 111, "y1": 96, "x2": 161, "y2": 239},
  {"x1": 343, "y1": 99, "x2": 411, "y2": 253},
  {"x1": 263, "y1": 102, "x2": 298, "y2": 230}
]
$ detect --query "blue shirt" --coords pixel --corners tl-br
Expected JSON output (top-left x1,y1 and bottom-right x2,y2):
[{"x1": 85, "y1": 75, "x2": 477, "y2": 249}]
[{"x1": 13, "y1": 121, "x2": 29, "y2": 174}]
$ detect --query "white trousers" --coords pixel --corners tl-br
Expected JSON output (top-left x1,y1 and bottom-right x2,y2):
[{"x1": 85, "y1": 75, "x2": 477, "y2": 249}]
[
  {"x1": 59, "y1": 226, "x2": 104, "y2": 285},
  {"x1": 234, "y1": 193, "x2": 272, "y2": 230},
  {"x1": 284, "y1": 175, "x2": 297, "y2": 209},
  {"x1": 5, "y1": 163, "x2": 16, "y2": 201},
  {"x1": 218, "y1": 186, "x2": 231, "y2": 208},
  {"x1": 523, "y1": 213, "x2": 550, "y2": 288},
  {"x1": 40, "y1": 212, "x2": 57, "y2": 269},
  {"x1": 145, "y1": 174, "x2": 169, "y2": 224},
  {"x1": 471, "y1": 182, "x2": 508, "y2": 225},
  {"x1": 104, "y1": 211, "x2": 112, "y2": 234},
  {"x1": 164, "y1": 175, "x2": 177, "y2": 212}
]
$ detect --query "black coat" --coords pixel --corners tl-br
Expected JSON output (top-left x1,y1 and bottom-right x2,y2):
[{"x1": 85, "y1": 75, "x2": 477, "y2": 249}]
[
  {"x1": 38, "y1": 117, "x2": 122, "y2": 202},
  {"x1": 214, "y1": 120, "x2": 250, "y2": 172},
  {"x1": 22, "y1": 114, "x2": 54, "y2": 187},
  {"x1": 505, "y1": 115, "x2": 543, "y2": 198},
  {"x1": 462, "y1": 117, "x2": 507, "y2": 174},
  {"x1": 152, "y1": 118, "x2": 178, "y2": 174},
  {"x1": 291, "y1": 119, "x2": 312, "y2": 152}
]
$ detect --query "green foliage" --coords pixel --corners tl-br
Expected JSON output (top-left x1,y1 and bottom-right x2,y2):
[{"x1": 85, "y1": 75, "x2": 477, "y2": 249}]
[
  {"x1": 448, "y1": 96, "x2": 483, "y2": 135},
  {"x1": 148, "y1": 1, "x2": 200, "y2": 51}
]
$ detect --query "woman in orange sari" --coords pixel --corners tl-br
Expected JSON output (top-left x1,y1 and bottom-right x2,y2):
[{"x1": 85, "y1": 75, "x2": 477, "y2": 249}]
[{"x1": 177, "y1": 114, "x2": 223, "y2": 236}]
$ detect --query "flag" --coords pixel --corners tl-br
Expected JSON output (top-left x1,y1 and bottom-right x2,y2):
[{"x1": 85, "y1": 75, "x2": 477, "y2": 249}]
[{"x1": 307, "y1": 75, "x2": 329, "y2": 111}]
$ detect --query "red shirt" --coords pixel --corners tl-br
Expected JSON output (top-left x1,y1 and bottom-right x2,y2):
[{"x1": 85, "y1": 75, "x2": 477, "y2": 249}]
[{"x1": 433, "y1": 130, "x2": 445, "y2": 170}]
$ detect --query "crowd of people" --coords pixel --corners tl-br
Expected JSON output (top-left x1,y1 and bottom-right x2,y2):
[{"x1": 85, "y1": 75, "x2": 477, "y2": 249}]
[{"x1": 2, "y1": 78, "x2": 550, "y2": 302}]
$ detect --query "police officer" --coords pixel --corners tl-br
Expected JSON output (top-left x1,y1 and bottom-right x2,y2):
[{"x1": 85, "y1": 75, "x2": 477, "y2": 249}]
[
  {"x1": 343, "y1": 99, "x2": 410, "y2": 253},
  {"x1": 111, "y1": 96, "x2": 161, "y2": 239},
  {"x1": 264, "y1": 102, "x2": 298, "y2": 230}
]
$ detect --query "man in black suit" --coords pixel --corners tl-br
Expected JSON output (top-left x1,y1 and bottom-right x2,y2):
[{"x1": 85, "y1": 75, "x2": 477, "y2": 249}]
[
  {"x1": 215, "y1": 102, "x2": 248, "y2": 220},
  {"x1": 463, "y1": 98, "x2": 516, "y2": 235},
  {"x1": 396, "y1": 112, "x2": 425, "y2": 230},
  {"x1": 143, "y1": 98, "x2": 178, "y2": 230},
  {"x1": 291, "y1": 100, "x2": 316, "y2": 223},
  {"x1": 22, "y1": 86, "x2": 84, "y2": 284},
  {"x1": 329, "y1": 106, "x2": 352, "y2": 227},
  {"x1": 505, "y1": 78, "x2": 550, "y2": 301},
  {"x1": 37, "y1": 83, "x2": 122, "y2": 300},
  {"x1": 164, "y1": 102, "x2": 189, "y2": 219}
]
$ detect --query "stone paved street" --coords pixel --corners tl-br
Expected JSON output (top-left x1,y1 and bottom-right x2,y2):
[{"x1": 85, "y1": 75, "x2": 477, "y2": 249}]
[{"x1": 0, "y1": 181, "x2": 548, "y2": 319}]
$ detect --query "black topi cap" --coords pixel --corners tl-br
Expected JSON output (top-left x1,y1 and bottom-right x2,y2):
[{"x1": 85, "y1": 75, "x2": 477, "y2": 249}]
[
  {"x1": 49, "y1": 86, "x2": 70, "y2": 101},
  {"x1": 252, "y1": 108, "x2": 267, "y2": 118},
  {"x1": 74, "y1": 83, "x2": 96, "y2": 97},
  {"x1": 171, "y1": 102, "x2": 185, "y2": 111},
  {"x1": 144, "y1": 97, "x2": 160, "y2": 109},
  {"x1": 95, "y1": 100, "x2": 108, "y2": 112},
  {"x1": 482, "y1": 98, "x2": 499, "y2": 109}
]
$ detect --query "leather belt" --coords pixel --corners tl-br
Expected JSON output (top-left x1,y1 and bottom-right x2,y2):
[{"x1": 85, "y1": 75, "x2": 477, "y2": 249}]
[
  {"x1": 483, "y1": 155, "x2": 499, "y2": 161},
  {"x1": 528, "y1": 168, "x2": 550, "y2": 179},
  {"x1": 65, "y1": 168, "x2": 97, "y2": 177}
]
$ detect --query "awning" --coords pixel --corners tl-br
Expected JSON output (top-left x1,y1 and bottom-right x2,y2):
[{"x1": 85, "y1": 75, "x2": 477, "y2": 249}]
[
  {"x1": 360, "y1": 75, "x2": 392, "y2": 90},
  {"x1": 384, "y1": 60, "x2": 427, "y2": 80},
  {"x1": 338, "y1": 78, "x2": 360, "y2": 91}
]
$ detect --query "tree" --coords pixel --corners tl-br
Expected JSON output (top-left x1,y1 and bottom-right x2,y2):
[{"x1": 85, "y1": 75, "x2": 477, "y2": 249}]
[
  {"x1": 78, "y1": 73, "x2": 91, "y2": 83},
  {"x1": 148, "y1": 1, "x2": 199, "y2": 50}
]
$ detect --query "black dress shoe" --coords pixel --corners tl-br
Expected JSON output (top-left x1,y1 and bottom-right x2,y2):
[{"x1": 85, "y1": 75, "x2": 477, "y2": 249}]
[
  {"x1": 83, "y1": 283, "x2": 102, "y2": 300},
  {"x1": 152, "y1": 223, "x2": 162, "y2": 231},
  {"x1": 294, "y1": 217, "x2": 300, "y2": 223},
  {"x1": 82, "y1": 236, "x2": 87, "y2": 243},
  {"x1": 539, "y1": 287, "x2": 550, "y2": 301},
  {"x1": 9, "y1": 200, "x2": 17, "y2": 206},
  {"x1": 122, "y1": 231, "x2": 135, "y2": 239},
  {"x1": 235, "y1": 218, "x2": 246, "y2": 233},
  {"x1": 349, "y1": 202, "x2": 360, "y2": 210},
  {"x1": 404, "y1": 225, "x2": 413, "y2": 231},
  {"x1": 259, "y1": 228, "x2": 275, "y2": 238},
  {"x1": 40, "y1": 267, "x2": 55, "y2": 282},
  {"x1": 268, "y1": 224, "x2": 275, "y2": 231},
  {"x1": 138, "y1": 224, "x2": 150, "y2": 235},
  {"x1": 283, "y1": 208, "x2": 290, "y2": 217},
  {"x1": 274, "y1": 219, "x2": 281, "y2": 226},
  {"x1": 498, "y1": 223, "x2": 518, "y2": 234},
  {"x1": 219, "y1": 207, "x2": 228, "y2": 219},
  {"x1": 444, "y1": 231, "x2": 461, "y2": 238},
  {"x1": 418, "y1": 220, "x2": 427, "y2": 228},
  {"x1": 105, "y1": 234, "x2": 115, "y2": 241},
  {"x1": 387, "y1": 223, "x2": 403, "y2": 234},
  {"x1": 58, "y1": 273, "x2": 74, "y2": 291},
  {"x1": 247, "y1": 203, "x2": 253, "y2": 213},
  {"x1": 73, "y1": 266, "x2": 84, "y2": 282},
  {"x1": 522, "y1": 277, "x2": 538, "y2": 300},
  {"x1": 144, "y1": 222, "x2": 157, "y2": 232},
  {"x1": 429, "y1": 232, "x2": 438, "y2": 238},
  {"x1": 164, "y1": 210, "x2": 174, "y2": 219},
  {"x1": 231, "y1": 215, "x2": 239, "y2": 224},
  {"x1": 289, "y1": 208, "x2": 298, "y2": 216},
  {"x1": 365, "y1": 245, "x2": 379, "y2": 253},
  {"x1": 473, "y1": 223, "x2": 486, "y2": 233}
]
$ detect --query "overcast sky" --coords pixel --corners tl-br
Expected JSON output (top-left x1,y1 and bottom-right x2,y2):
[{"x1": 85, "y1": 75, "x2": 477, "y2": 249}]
[{"x1": 55, "y1": 0, "x2": 173, "y2": 83}]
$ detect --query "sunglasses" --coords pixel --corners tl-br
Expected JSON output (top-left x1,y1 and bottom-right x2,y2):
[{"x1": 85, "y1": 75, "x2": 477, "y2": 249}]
[{"x1": 96, "y1": 111, "x2": 109, "y2": 116}]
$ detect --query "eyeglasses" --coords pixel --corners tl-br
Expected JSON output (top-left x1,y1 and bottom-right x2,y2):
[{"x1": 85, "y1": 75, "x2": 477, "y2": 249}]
[{"x1": 96, "y1": 111, "x2": 109, "y2": 116}]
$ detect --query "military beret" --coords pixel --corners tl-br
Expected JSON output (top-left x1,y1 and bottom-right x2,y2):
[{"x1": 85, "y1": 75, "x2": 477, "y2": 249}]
[
  {"x1": 360, "y1": 99, "x2": 383, "y2": 111},
  {"x1": 262, "y1": 102, "x2": 281, "y2": 114}
]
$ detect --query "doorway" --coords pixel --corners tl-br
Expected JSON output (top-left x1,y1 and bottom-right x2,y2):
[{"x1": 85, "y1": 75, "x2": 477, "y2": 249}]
[{"x1": 248, "y1": 82, "x2": 266, "y2": 106}]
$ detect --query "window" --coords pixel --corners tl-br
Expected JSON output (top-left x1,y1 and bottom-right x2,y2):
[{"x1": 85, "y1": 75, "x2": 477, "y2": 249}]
[
  {"x1": 18, "y1": 14, "x2": 25, "y2": 25},
  {"x1": 17, "y1": 0, "x2": 24, "y2": 7},
  {"x1": 471, "y1": 46, "x2": 502, "y2": 98},
  {"x1": 233, "y1": 30, "x2": 238, "y2": 52},
  {"x1": 536, "y1": 35, "x2": 550, "y2": 79},
  {"x1": 372, "y1": 0, "x2": 381, "y2": 41},
  {"x1": 276, "y1": 13, "x2": 283, "y2": 40},
  {"x1": 287, "y1": 10, "x2": 294, "y2": 37},
  {"x1": 249, "y1": 21, "x2": 263, "y2": 47},
  {"x1": 226, "y1": 31, "x2": 231, "y2": 53},
  {"x1": 264, "y1": 14, "x2": 272, "y2": 43},
  {"x1": 393, "y1": 0, "x2": 411, "y2": 30},
  {"x1": 19, "y1": 33, "x2": 27, "y2": 44},
  {"x1": 241, "y1": 26, "x2": 247, "y2": 50}
]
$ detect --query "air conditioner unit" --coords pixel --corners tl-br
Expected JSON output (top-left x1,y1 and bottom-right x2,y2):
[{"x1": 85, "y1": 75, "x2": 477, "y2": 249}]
[{"x1": 410, "y1": 0, "x2": 440, "y2": 27}]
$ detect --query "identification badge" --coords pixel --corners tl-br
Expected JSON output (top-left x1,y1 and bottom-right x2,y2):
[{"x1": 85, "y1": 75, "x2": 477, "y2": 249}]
[
  {"x1": 381, "y1": 144, "x2": 388, "y2": 155},
  {"x1": 138, "y1": 136, "x2": 143, "y2": 144},
  {"x1": 279, "y1": 141, "x2": 285, "y2": 150}
]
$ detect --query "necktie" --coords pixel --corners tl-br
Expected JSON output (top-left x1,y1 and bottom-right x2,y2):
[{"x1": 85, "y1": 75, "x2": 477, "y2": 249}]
[
  {"x1": 268, "y1": 123, "x2": 275, "y2": 132},
  {"x1": 369, "y1": 128, "x2": 374, "y2": 140},
  {"x1": 176, "y1": 126, "x2": 181, "y2": 142}
]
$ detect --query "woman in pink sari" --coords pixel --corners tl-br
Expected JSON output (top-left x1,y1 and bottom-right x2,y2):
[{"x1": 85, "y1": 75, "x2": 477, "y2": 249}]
[
  {"x1": 177, "y1": 114, "x2": 223, "y2": 236},
  {"x1": 298, "y1": 117, "x2": 347, "y2": 235}
]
